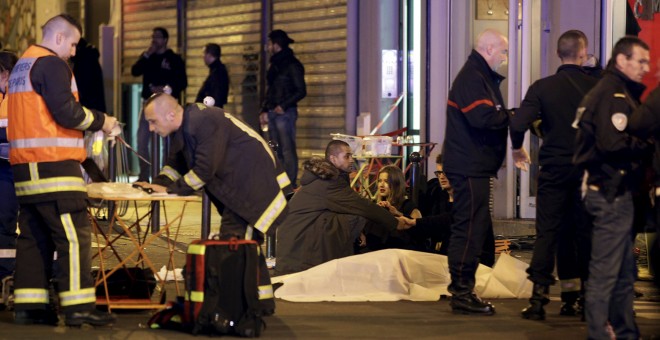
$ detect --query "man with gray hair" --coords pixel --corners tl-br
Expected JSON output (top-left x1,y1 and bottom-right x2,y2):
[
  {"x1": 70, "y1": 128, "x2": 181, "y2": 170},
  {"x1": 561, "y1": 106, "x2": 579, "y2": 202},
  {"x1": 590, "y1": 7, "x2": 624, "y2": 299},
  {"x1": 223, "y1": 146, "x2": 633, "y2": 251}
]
[{"x1": 442, "y1": 29, "x2": 510, "y2": 316}]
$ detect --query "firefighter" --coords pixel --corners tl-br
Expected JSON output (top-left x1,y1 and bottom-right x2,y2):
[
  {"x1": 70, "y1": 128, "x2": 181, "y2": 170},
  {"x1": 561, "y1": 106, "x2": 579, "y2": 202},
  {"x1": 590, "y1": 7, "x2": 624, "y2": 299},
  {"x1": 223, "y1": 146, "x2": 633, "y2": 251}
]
[
  {"x1": 138, "y1": 93, "x2": 292, "y2": 316},
  {"x1": 7, "y1": 14, "x2": 117, "y2": 326}
]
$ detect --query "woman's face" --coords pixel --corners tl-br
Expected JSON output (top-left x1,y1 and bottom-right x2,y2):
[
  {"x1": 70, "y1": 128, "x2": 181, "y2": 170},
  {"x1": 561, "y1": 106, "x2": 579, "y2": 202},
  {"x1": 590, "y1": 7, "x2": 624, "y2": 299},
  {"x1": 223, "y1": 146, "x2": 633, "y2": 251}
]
[{"x1": 378, "y1": 172, "x2": 391, "y2": 200}]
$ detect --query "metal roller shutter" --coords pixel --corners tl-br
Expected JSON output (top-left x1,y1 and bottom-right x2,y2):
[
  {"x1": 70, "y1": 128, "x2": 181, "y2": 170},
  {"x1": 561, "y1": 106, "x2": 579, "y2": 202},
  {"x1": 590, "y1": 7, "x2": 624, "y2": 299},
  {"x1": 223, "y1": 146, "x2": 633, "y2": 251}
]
[
  {"x1": 186, "y1": 0, "x2": 262, "y2": 130},
  {"x1": 122, "y1": 0, "x2": 179, "y2": 83},
  {"x1": 273, "y1": 0, "x2": 347, "y2": 157}
]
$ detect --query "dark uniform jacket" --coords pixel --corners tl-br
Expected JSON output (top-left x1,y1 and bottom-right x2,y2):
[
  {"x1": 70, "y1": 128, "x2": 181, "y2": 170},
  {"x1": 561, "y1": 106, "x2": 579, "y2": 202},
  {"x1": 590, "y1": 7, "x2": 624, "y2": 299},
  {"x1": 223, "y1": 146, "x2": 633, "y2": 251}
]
[
  {"x1": 510, "y1": 64, "x2": 598, "y2": 167},
  {"x1": 261, "y1": 47, "x2": 306, "y2": 112},
  {"x1": 443, "y1": 50, "x2": 509, "y2": 177},
  {"x1": 195, "y1": 59, "x2": 229, "y2": 108},
  {"x1": 153, "y1": 104, "x2": 291, "y2": 235},
  {"x1": 275, "y1": 157, "x2": 398, "y2": 275},
  {"x1": 573, "y1": 69, "x2": 650, "y2": 195},
  {"x1": 131, "y1": 49, "x2": 187, "y2": 100},
  {"x1": 628, "y1": 86, "x2": 660, "y2": 185}
]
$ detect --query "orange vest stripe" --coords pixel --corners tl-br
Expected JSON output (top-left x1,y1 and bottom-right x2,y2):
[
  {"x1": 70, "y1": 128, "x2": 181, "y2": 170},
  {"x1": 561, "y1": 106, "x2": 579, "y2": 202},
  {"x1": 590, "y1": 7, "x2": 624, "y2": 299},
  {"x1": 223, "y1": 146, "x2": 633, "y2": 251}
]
[{"x1": 7, "y1": 45, "x2": 85, "y2": 164}]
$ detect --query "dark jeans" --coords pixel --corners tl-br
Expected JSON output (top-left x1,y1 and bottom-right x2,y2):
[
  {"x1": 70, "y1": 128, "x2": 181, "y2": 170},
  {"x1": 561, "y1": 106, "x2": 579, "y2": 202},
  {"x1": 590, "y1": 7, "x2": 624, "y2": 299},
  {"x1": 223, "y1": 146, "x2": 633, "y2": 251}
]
[
  {"x1": 527, "y1": 165, "x2": 589, "y2": 287},
  {"x1": 0, "y1": 160, "x2": 18, "y2": 279},
  {"x1": 583, "y1": 189, "x2": 638, "y2": 340},
  {"x1": 267, "y1": 108, "x2": 298, "y2": 187},
  {"x1": 446, "y1": 174, "x2": 494, "y2": 295}
]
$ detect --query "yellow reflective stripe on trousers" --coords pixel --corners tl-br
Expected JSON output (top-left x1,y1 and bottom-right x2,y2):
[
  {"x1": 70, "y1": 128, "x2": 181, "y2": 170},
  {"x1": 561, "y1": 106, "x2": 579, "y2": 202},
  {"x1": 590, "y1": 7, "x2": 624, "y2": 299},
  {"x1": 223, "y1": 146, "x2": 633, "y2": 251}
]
[
  {"x1": 61, "y1": 213, "x2": 81, "y2": 292},
  {"x1": 560, "y1": 278, "x2": 581, "y2": 292},
  {"x1": 258, "y1": 285, "x2": 274, "y2": 300},
  {"x1": 276, "y1": 172, "x2": 291, "y2": 189},
  {"x1": 160, "y1": 165, "x2": 181, "y2": 182},
  {"x1": 14, "y1": 288, "x2": 49, "y2": 304},
  {"x1": 0, "y1": 248, "x2": 16, "y2": 258},
  {"x1": 183, "y1": 170, "x2": 205, "y2": 190},
  {"x1": 14, "y1": 176, "x2": 86, "y2": 196},
  {"x1": 254, "y1": 190, "x2": 287, "y2": 234},
  {"x1": 187, "y1": 244, "x2": 206, "y2": 255},
  {"x1": 59, "y1": 287, "x2": 96, "y2": 306},
  {"x1": 75, "y1": 106, "x2": 95, "y2": 130},
  {"x1": 185, "y1": 290, "x2": 204, "y2": 302}
]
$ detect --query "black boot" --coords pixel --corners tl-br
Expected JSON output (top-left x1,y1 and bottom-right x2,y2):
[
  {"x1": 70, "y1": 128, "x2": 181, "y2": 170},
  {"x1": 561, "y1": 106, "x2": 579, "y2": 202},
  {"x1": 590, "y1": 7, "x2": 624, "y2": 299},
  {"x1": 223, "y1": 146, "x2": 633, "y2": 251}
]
[
  {"x1": 521, "y1": 283, "x2": 549, "y2": 320},
  {"x1": 559, "y1": 291, "x2": 579, "y2": 316},
  {"x1": 65, "y1": 310, "x2": 116, "y2": 327},
  {"x1": 450, "y1": 292, "x2": 495, "y2": 315}
]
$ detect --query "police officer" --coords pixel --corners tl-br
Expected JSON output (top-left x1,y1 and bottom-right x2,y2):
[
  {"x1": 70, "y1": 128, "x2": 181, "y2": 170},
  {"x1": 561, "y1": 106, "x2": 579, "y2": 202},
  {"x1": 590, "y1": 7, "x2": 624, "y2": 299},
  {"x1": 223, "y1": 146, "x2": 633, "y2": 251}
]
[
  {"x1": 8, "y1": 14, "x2": 117, "y2": 326},
  {"x1": 573, "y1": 36, "x2": 651, "y2": 339},
  {"x1": 510, "y1": 30, "x2": 598, "y2": 320}
]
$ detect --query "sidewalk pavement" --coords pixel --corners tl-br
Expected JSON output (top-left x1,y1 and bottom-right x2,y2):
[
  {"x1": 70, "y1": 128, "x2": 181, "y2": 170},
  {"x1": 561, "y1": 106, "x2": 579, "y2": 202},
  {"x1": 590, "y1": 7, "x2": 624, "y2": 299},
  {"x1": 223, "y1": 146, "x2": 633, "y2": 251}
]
[{"x1": 0, "y1": 200, "x2": 658, "y2": 339}]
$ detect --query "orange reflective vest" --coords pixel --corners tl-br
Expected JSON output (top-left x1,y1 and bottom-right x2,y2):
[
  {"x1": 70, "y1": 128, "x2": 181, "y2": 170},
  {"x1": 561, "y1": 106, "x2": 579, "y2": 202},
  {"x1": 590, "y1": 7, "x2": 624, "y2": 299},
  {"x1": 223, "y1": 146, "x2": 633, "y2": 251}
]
[
  {"x1": 7, "y1": 45, "x2": 84, "y2": 164},
  {"x1": 0, "y1": 91, "x2": 7, "y2": 127}
]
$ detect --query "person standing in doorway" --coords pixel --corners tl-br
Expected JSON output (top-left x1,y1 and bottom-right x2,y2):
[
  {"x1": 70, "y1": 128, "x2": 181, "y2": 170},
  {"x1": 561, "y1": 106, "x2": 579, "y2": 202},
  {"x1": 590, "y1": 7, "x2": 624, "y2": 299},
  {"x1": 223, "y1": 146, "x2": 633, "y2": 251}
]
[
  {"x1": 259, "y1": 29, "x2": 306, "y2": 187},
  {"x1": 442, "y1": 29, "x2": 510, "y2": 316},
  {"x1": 131, "y1": 27, "x2": 187, "y2": 182},
  {"x1": 195, "y1": 43, "x2": 229, "y2": 108}
]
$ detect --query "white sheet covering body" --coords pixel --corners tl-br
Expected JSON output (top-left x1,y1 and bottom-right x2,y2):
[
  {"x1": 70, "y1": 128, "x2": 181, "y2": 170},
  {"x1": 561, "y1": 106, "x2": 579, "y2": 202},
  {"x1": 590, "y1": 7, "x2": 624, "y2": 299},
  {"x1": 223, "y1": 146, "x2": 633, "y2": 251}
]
[{"x1": 272, "y1": 249, "x2": 532, "y2": 302}]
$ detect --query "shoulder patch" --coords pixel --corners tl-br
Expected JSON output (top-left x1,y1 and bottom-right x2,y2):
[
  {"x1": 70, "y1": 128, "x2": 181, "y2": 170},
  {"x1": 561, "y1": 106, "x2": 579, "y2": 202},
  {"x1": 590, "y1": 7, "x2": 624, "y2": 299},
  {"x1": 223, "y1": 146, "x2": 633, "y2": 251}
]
[
  {"x1": 611, "y1": 113, "x2": 627, "y2": 131},
  {"x1": 613, "y1": 93, "x2": 626, "y2": 98}
]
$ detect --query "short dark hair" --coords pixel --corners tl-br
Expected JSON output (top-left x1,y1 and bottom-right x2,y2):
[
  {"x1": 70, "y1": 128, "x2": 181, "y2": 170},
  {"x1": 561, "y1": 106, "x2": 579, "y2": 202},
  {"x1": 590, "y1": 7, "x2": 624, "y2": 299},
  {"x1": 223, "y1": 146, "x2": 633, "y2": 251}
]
[
  {"x1": 606, "y1": 36, "x2": 649, "y2": 70},
  {"x1": 43, "y1": 13, "x2": 83, "y2": 36},
  {"x1": 0, "y1": 50, "x2": 18, "y2": 73},
  {"x1": 325, "y1": 140, "x2": 350, "y2": 159},
  {"x1": 557, "y1": 30, "x2": 587, "y2": 61},
  {"x1": 153, "y1": 27, "x2": 169, "y2": 41},
  {"x1": 269, "y1": 29, "x2": 294, "y2": 49},
  {"x1": 435, "y1": 153, "x2": 443, "y2": 165},
  {"x1": 204, "y1": 43, "x2": 221, "y2": 59}
]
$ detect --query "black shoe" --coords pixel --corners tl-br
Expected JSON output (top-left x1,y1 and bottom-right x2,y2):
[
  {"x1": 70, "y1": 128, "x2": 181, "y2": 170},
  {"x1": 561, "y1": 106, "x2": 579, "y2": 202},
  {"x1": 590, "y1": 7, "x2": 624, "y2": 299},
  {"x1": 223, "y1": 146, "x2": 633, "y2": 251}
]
[
  {"x1": 559, "y1": 302, "x2": 577, "y2": 316},
  {"x1": 65, "y1": 310, "x2": 116, "y2": 327},
  {"x1": 450, "y1": 293, "x2": 495, "y2": 315},
  {"x1": 521, "y1": 301, "x2": 546, "y2": 320},
  {"x1": 14, "y1": 309, "x2": 59, "y2": 326}
]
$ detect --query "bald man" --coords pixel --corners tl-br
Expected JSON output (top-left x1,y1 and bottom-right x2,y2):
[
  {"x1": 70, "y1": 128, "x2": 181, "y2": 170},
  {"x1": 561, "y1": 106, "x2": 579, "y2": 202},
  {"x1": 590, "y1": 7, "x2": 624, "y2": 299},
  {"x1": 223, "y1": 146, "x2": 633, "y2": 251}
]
[
  {"x1": 442, "y1": 29, "x2": 510, "y2": 315},
  {"x1": 7, "y1": 14, "x2": 117, "y2": 326},
  {"x1": 139, "y1": 93, "x2": 291, "y2": 315}
]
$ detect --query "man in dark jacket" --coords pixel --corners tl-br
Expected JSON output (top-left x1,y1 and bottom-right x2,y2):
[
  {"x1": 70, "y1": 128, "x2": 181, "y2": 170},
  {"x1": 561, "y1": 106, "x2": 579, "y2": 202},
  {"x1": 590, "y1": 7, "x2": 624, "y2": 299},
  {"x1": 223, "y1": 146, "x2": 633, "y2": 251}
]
[
  {"x1": 573, "y1": 36, "x2": 651, "y2": 340},
  {"x1": 259, "y1": 30, "x2": 306, "y2": 187},
  {"x1": 275, "y1": 140, "x2": 407, "y2": 275},
  {"x1": 628, "y1": 59, "x2": 660, "y2": 291},
  {"x1": 131, "y1": 27, "x2": 187, "y2": 182},
  {"x1": 195, "y1": 43, "x2": 229, "y2": 108},
  {"x1": 139, "y1": 93, "x2": 291, "y2": 315},
  {"x1": 442, "y1": 29, "x2": 510, "y2": 316},
  {"x1": 509, "y1": 30, "x2": 599, "y2": 320}
]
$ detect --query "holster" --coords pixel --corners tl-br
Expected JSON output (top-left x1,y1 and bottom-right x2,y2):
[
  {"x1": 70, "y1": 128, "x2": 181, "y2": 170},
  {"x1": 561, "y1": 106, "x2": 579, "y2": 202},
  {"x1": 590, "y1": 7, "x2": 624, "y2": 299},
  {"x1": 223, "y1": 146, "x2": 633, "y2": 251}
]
[{"x1": 599, "y1": 164, "x2": 625, "y2": 203}]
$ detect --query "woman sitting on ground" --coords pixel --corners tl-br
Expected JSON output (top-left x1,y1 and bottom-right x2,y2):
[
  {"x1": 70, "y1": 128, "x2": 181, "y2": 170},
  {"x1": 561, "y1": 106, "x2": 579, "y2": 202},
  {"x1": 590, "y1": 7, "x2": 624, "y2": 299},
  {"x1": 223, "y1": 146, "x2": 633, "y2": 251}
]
[{"x1": 359, "y1": 166, "x2": 421, "y2": 251}]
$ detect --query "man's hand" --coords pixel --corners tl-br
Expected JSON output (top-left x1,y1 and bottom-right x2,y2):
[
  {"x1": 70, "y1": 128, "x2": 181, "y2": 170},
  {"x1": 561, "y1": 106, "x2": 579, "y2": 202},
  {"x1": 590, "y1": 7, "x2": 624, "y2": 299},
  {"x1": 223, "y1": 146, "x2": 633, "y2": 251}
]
[
  {"x1": 134, "y1": 182, "x2": 167, "y2": 194},
  {"x1": 101, "y1": 114, "x2": 118, "y2": 134},
  {"x1": 512, "y1": 147, "x2": 530, "y2": 171},
  {"x1": 259, "y1": 112, "x2": 268, "y2": 125},
  {"x1": 396, "y1": 216, "x2": 414, "y2": 230},
  {"x1": 274, "y1": 105, "x2": 284, "y2": 114}
]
